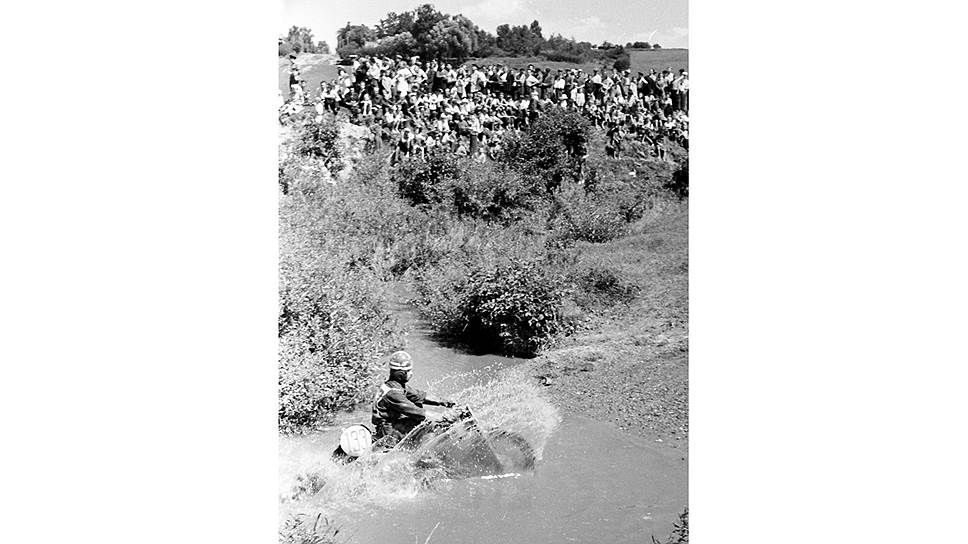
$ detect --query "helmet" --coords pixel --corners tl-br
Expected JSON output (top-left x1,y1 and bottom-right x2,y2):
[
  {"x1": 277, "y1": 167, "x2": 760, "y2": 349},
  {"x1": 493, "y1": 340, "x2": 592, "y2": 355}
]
[
  {"x1": 338, "y1": 425, "x2": 372, "y2": 457},
  {"x1": 389, "y1": 351, "x2": 413, "y2": 371}
]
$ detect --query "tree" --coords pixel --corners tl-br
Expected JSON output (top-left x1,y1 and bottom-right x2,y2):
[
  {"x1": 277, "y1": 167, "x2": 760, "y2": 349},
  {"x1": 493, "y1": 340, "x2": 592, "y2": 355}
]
[
  {"x1": 529, "y1": 20, "x2": 543, "y2": 40},
  {"x1": 337, "y1": 24, "x2": 375, "y2": 56},
  {"x1": 412, "y1": 4, "x2": 446, "y2": 47},
  {"x1": 377, "y1": 11, "x2": 415, "y2": 39},
  {"x1": 427, "y1": 16, "x2": 478, "y2": 60},
  {"x1": 285, "y1": 26, "x2": 317, "y2": 54},
  {"x1": 317, "y1": 41, "x2": 330, "y2": 54},
  {"x1": 652, "y1": 43, "x2": 662, "y2": 49}
]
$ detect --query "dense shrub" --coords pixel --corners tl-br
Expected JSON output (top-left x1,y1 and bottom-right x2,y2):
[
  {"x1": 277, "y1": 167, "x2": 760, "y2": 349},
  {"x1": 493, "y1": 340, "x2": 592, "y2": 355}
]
[
  {"x1": 665, "y1": 162, "x2": 689, "y2": 198},
  {"x1": 613, "y1": 54, "x2": 631, "y2": 71},
  {"x1": 393, "y1": 151, "x2": 546, "y2": 222},
  {"x1": 497, "y1": 107, "x2": 589, "y2": 191},
  {"x1": 293, "y1": 117, "x2": 342, "y2": 173},
  {"x1": 393, "y1": 148, "x2": 462, "y2": 206},
  {"x1": 278, "y1": 173, "x2": 408, "y2": 431},
  {"x1": 415, "y1": 259, "x2": 569, "y2": 357}
]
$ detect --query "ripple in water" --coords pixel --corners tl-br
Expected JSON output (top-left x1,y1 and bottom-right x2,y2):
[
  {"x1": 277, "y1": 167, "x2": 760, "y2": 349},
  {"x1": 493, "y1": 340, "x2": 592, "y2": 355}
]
[{"x1": 279, "y1": 368, "x2": 560, "y2": 520}]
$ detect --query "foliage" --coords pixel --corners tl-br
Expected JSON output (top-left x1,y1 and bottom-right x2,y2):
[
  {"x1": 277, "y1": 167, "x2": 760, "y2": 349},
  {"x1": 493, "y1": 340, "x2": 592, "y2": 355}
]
[
  {"x1": 393, "y1": 151, "x2": 546, "y2": 222},
  {"x1": 278, "y1": 163, "x2": 411, "y2": 431},
  {"x1": 283, "y1": 26, "x2": 323, "y2": 55},
  {"x1": 393, "y1": 148, "x2": 463, "y2": 206},
  {"x1": 279, "y1": 41, "x2": 292, "y2": 58},
  {"x1": 293, "y1": 116, "x2": 342, "y2": 173},
  {"x1": 665, "y1": 162, "x2": 688, "y2": 198},
  {"x1": 497, "y1": 107, "x2": 589, "y2": 192},
  {"x1": 613, "y1": 54, "x2": 631, "y2": 71},
  {"x1": 496, "y1": 21, "x2": 545, "y2": 56},
  {"x1": 416, "y1": 259, "x2": 569, "y2": 357}
]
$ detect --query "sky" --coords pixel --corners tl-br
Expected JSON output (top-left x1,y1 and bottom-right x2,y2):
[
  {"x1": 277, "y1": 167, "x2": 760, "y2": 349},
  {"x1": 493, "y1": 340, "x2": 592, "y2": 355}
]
[{"x1": 280, "y1": 0, "x2": 687, "y2": 51}]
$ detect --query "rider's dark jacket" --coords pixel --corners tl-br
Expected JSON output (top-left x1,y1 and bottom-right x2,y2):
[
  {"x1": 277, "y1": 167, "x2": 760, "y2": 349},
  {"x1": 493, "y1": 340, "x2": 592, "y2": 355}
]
[{"x1": 371, "y1": 379, "x2": 427, "y2": 440}]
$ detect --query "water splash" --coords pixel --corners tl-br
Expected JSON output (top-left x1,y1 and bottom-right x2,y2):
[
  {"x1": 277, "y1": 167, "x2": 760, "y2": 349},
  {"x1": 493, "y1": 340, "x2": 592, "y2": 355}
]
[{"x1": 279, "y1": 368, "x2": 560, "y2": 518}]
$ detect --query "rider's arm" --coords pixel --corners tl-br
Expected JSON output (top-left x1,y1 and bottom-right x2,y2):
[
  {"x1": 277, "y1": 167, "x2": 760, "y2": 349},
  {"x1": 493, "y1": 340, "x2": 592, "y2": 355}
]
[
  {"x1": 405, "y1": 385, "x2": 454, "y2": 408},
  {"x1": 383, "y1": 389, "x2": 426, "y2": 420}
]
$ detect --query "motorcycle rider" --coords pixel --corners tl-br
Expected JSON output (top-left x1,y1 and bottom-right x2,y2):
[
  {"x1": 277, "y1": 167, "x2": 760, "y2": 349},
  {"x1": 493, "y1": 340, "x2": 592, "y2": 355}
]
[{"x1": 371, "y1": 351, "x2": 455, "y2": 447}]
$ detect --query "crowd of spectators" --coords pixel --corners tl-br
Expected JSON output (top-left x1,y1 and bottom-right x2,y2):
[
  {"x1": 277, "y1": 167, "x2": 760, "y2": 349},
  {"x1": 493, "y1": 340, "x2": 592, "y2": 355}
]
[{"x1": 281, "y1": 54, "x2": 688, "y2": 164}]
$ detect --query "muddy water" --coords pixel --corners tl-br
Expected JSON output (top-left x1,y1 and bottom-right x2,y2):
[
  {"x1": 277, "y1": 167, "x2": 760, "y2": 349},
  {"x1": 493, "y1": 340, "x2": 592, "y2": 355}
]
[{"x1": 279, "y1": 293, "x2": 687, "y2": 542}]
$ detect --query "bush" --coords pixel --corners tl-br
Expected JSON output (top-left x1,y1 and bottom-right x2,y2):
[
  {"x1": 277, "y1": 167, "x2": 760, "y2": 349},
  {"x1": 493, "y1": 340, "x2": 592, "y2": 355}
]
[
  {"x1": 278, "y1": 174, "x2": 407, "y2": 432},
  {"x1": 393, "y1": 148, "x2": 462, "y2": 206},
  {"x1": 415, "y1": 259, "x2": 569, "y2": 357},
  {"x1": 293, "y1": 116, "x2": 342, "y2": 173},
  {"x1": 497, "y1": 107, "x2": 589, "y2": 191},
  {"x1": 665, "y1": 162, "x2": 688, "y2": 198},
  {"x1": 613, "y1": 54, "x2": 630, "y2": 71},
  {"x1": 393, "y1": 151, "x2": 546, "y2": 222}
]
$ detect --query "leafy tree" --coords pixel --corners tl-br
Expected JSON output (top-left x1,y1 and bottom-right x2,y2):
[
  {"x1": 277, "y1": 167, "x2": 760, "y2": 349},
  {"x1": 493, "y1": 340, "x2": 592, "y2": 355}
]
[
  {"x1": 336, "y1": 24, "x2": 376, "y2": 56},
  {"x1": 427, "y1": 16, "x2": 478, "y2": 59},
  {"x1": 652, "y1": 43, "x2": 662, "y2": 49},
  {"x1": 317, "y1": 41, "x2": 330, "y2": 54},
  {"x1": 284, "y1": 26, "x2": 318, "y2": 54},
  {"x1": 412, "y1": 3, "x2": 446, "y2": 56},
  {"x1": 529, "y1": 20, "x2": 543, "y2": 40},
  {"x1": 377, "y1": 11, "x2": 415, "y2": 38}
]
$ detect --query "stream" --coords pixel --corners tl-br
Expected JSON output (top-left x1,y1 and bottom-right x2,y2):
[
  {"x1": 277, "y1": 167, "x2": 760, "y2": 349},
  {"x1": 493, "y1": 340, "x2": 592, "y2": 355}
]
[{"x1": 279, "y1": 291, "x2": 687, "y2": 543}]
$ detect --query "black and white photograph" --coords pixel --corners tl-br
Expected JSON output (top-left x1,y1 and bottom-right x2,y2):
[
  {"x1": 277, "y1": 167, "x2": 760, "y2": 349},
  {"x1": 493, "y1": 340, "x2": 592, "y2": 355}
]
[
  {"x1": 6, "y1": 2, "x2": 968, "y2": 543},
  {"x1": 277, "y1": 1, "x2": 689, "y2": 542}
]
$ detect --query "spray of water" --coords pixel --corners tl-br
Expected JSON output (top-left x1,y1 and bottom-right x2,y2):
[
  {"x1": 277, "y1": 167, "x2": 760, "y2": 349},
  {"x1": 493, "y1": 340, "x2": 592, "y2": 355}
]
[{"x1": 279, "y1": 368, "x2": 560, "y2": 519}]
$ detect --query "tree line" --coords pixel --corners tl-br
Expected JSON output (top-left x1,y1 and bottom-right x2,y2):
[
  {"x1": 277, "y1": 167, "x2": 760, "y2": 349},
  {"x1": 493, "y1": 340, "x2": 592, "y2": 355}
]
[
  {"x1": 280, "y1": 26, "x2": 330, "y2": 57},
  {"x1": 313, "y1": 3, "x2": 661, "y2": 64}
]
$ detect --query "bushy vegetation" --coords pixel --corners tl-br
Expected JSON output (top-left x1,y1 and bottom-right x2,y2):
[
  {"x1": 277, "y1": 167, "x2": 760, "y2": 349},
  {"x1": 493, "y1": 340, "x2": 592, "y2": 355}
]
[
  {"x1": 293, "y1": 116, "x2": 342, "y2": 173},
  {"x1": 393, "y1": 150, "x2": 546, "y2": 222},
  {"x1": 414, "y1": 258, "x2": 570, "y2": 357},
  {"x1": 497, "y1": 107, "x2": 589, "y2": 192},
  {"x1": 278, "y1": 86, "x2": 687, "y2": 424},
  {"x1": 666, "y1": 162, "x2": 689, "y2": 199}
]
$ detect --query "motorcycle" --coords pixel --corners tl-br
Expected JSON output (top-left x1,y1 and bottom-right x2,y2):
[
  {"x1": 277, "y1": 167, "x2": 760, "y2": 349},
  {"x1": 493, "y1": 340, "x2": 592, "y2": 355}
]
[{"x1": 333, "y1": 406, "x2": 536, "y2": 479}]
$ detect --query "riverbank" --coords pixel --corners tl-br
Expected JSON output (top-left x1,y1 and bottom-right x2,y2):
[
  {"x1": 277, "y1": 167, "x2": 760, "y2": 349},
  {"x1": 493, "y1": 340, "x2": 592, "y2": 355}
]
[{"x1": 522, "y1": 202, "x2": 688, "y2": 451}]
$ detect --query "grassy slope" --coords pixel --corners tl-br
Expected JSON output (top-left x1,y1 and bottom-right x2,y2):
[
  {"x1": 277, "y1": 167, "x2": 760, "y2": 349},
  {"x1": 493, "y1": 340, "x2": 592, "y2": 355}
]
[
  {"x1": 525, "y1": 202, "x2": 688, "y2": 448},
  {"x1": 629, "y1": 48, "x2": 689, "y2": 74}
]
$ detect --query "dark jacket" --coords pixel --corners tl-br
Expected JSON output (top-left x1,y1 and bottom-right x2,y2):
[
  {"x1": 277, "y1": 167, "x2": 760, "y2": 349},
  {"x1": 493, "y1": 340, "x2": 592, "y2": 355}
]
[{"x1": 371, "y1": 379, "x2": 428, "y2": 437}]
